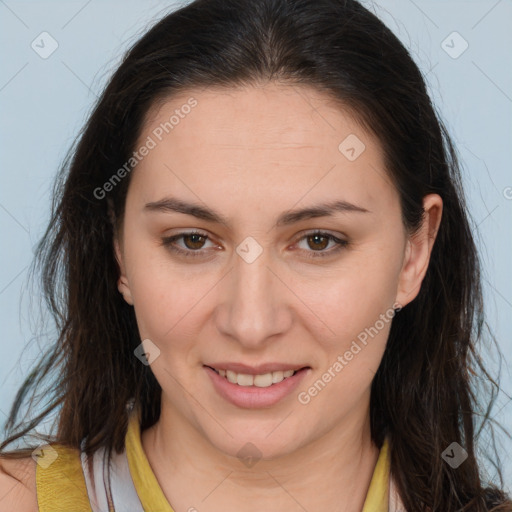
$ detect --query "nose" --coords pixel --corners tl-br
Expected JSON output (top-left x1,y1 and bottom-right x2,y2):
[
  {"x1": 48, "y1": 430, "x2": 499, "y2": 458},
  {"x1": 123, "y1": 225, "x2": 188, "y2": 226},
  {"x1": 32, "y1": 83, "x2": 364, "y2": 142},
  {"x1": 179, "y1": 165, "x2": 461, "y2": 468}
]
[{"x1": 215, "y1": 244, "x2": 292, "y2": 349}]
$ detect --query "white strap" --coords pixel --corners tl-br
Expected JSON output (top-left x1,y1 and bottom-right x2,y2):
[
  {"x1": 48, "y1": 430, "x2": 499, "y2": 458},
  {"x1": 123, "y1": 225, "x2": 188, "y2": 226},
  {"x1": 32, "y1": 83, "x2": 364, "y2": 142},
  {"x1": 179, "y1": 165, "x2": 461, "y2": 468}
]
[
  {"x1": 388, "y1": 474, "x2": 406, "y2": 511},
  {"x1": 80, "y1": 440, "x2": 145, "y2": 512},
  {"x1": 109, "y1": 445, "x2": 146, "y2": 511}
]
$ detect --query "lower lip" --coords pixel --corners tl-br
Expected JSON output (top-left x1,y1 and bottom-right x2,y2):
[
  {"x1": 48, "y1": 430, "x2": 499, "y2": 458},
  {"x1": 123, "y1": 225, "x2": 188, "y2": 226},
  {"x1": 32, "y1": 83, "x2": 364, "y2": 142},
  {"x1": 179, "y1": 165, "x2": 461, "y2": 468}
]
[{"x1": 204, "y1": 366, "x2": 310, "y2": 409}]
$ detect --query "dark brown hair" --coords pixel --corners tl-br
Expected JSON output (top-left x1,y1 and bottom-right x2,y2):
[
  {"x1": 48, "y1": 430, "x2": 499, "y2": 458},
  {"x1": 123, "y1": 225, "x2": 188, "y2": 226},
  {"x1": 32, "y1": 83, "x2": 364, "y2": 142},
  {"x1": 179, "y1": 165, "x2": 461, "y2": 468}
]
[{"x1": 1, "y1": 0, "x2": 511, "y2": 510}]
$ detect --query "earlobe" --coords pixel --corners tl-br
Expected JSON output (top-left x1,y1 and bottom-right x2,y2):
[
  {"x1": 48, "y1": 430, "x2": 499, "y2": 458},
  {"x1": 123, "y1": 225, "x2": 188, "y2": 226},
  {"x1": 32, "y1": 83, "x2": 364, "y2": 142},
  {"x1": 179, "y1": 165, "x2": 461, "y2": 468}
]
[
  {"x1": 114, "y1": 238, "x2": 134, "y2": 306},
  {"x1": 118, "y1": 276, "x2": 134, "y2": 305},
  {"x1": 395, "y1": 194, "x2": 443, "y2": 307}
]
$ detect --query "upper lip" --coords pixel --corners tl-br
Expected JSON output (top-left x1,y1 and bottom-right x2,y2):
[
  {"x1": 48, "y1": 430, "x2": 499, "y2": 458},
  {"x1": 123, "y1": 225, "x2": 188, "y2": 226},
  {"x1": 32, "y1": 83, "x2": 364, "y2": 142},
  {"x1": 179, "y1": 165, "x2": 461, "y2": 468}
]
[{"x1": 205, "y1": 362, "x2": 310, "y2": 375}]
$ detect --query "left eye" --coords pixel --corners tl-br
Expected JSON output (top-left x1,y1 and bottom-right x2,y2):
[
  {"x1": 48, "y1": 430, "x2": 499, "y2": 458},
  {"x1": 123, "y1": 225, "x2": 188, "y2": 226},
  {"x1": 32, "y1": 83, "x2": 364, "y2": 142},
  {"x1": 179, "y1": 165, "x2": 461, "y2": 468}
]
[
  {"x1": 161, "y1": 230, "x2": 348, "y2": 259},
  {"x1": 293, "y1": 231, "x2": 348, "y2": 259}
]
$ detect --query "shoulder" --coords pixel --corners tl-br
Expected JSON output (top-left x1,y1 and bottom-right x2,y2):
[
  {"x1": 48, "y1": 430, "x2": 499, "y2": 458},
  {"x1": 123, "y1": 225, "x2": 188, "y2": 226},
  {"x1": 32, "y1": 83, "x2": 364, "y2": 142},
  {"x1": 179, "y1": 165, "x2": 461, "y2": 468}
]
[{"x1": 0, "y1": 455, "x2": 38, "y2": 512}]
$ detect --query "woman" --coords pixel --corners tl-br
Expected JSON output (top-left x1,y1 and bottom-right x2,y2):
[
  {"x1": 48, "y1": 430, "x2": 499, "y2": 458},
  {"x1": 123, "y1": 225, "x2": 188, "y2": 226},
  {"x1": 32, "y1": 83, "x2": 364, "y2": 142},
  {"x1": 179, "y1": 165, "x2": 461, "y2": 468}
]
[{"x1": 0, "y1": 0, "x2": 510, "y2": 510}]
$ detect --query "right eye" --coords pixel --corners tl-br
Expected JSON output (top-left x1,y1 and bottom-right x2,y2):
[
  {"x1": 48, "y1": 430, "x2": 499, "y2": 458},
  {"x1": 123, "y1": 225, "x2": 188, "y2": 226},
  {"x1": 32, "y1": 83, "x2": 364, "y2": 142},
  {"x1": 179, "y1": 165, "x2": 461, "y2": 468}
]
[{"x1": 161, "y1": 230, "x2": 217, "y2": 258}]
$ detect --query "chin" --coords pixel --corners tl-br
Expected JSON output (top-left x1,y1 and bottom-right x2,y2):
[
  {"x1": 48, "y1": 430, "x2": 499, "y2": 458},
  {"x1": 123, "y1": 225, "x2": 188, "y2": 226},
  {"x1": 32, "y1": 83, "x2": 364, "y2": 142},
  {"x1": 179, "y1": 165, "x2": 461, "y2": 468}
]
[{"x1": 203, "y1": 424, "x2": 307, "y2": 463}]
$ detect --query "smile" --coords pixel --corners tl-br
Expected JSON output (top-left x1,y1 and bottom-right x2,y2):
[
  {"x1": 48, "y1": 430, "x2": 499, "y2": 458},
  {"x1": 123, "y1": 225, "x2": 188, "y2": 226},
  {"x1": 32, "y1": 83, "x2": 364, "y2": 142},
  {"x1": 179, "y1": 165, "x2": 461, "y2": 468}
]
[
  {"x1": 204, "y1": 365, "x2": 311, "y2": 408},
  {"x1": 208, "y1": 367, "x2": 298, "y2": 388}
]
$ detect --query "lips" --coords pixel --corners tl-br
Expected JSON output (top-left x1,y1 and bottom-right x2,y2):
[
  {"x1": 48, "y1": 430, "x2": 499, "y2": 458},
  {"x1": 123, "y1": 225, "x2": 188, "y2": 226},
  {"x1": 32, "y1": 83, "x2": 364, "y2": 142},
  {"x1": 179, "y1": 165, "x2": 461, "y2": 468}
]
[{"x1": 204, "y1": 364, "x2": 311, "y2": 408}]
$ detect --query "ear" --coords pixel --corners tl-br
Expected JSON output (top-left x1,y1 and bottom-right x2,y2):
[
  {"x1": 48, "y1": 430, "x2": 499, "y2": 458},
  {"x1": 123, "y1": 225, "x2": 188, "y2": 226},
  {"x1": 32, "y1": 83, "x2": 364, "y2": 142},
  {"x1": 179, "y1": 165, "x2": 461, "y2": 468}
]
[
  {"x1": 114, "y1": 236, "x2": 134, "y2": 306},
  {"x1": 395, "y1": 194, "x2": 443, "y2": 308}
]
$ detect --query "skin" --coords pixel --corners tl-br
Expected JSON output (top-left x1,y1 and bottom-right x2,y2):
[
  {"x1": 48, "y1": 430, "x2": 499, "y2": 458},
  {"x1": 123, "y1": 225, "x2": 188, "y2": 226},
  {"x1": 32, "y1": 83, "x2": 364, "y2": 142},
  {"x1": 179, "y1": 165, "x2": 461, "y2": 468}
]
[{"x1": 114, "y1": 82, "x2": 442, "y2": 512}]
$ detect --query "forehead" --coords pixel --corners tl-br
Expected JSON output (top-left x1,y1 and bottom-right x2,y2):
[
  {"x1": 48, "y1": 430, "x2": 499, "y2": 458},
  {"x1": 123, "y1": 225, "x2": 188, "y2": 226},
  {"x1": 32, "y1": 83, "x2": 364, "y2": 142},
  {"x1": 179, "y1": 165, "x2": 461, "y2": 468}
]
[
  {"x1": 144, "y1": 82, "x2": 369, "y2": 155},
  {"x1": 129, "y1": 83, "x2": 398, "y2": 221}
]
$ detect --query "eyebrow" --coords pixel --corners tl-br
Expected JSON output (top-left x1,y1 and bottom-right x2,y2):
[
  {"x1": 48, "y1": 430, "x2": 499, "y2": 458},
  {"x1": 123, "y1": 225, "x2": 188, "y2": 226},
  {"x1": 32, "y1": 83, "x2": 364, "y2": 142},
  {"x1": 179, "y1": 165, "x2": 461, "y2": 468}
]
[{"x1": 144, "y1": 196, "x2": 370, "y2": 227}]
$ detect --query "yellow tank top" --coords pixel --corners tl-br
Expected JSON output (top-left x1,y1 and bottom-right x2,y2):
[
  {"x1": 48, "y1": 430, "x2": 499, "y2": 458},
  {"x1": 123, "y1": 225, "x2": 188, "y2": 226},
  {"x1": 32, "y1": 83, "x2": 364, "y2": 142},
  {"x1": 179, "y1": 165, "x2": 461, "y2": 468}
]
[{"x1": 36, "y1": 408, "x2": 391, "y2": 511}]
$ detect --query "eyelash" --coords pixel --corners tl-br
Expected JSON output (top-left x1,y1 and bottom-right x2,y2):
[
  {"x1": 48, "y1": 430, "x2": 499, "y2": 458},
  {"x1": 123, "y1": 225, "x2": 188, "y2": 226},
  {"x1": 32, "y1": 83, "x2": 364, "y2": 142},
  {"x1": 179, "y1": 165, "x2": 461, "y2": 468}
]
[{"x1": 161, "y1": 230, "x2": 348, "y2": 260}]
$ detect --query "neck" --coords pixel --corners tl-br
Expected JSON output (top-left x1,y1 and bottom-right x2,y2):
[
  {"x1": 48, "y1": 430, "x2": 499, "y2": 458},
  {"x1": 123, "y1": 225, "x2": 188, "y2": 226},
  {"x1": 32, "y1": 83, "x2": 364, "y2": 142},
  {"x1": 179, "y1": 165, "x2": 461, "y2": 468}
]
[{"x1": 141, "y1": 401, "x2": 380, "y2": 512}]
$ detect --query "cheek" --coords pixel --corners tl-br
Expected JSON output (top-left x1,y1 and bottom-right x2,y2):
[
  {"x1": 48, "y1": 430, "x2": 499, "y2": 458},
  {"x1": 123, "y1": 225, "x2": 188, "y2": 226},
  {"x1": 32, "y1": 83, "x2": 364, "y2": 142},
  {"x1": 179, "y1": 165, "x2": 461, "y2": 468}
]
[
  {"x1": 302, "y1": 276, "x2": 395, "y2": 384},
  {"x1": 289, "y1": 243, "x2": 402, "y2": 404},
  {"x1": 129, "y1": 267, "x2": 210, "y2": 343},
  {"x1": 121, "y1": 232, "x2": 196, "y2": 340},
  {"x1": 295, "y1": 273, "x2": 395, "y2": 415},
  {"x1": 295, "y1": 246, "x2": 402, "y2": 344}
]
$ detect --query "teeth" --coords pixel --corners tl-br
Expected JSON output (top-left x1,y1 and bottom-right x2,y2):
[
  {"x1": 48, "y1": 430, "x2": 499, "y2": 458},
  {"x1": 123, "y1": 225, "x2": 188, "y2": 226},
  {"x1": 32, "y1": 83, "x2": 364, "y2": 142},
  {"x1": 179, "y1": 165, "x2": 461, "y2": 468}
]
[
  {"x1": 237, "y1": 373, "x2": 254, "y2": 386},
  {"x1": 254, "y1": 373, "x2": 273, "y2": 387},
  {"x1": 215, "y1": 368, "x2": 299, "y2": 388},
  {"x1": 272, "y1": 370, "x2": 284, "y2": 383},
  {"x1": 226, "y1": 370, "x2": 238, "y2": 384}
]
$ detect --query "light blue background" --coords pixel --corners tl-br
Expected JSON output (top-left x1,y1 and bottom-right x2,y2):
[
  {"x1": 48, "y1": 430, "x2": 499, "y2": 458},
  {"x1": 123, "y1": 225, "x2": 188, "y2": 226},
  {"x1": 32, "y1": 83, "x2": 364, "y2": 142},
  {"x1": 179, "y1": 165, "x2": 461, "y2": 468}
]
[{"x1": 1, "y1": 0, "x2": 511, "y2": 492}]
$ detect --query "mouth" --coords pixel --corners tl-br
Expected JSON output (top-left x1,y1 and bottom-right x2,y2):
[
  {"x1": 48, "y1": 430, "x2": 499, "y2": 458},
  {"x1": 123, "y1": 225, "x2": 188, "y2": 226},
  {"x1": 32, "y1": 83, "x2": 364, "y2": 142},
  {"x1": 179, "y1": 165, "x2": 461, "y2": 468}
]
[
  {"x1": 204, "y1": 364, "x2": 311, "y2": 408},
  {"x1": 205, "y1": 365, "x2": 307, "y2": 388}
]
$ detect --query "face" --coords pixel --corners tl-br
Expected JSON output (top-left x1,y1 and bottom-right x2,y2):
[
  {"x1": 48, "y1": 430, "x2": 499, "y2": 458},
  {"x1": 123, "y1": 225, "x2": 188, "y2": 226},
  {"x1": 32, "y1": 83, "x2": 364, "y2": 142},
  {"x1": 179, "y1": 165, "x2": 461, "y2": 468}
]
[{"x1": 115, "y1": 82, "x2": 440, "y2": 459}]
